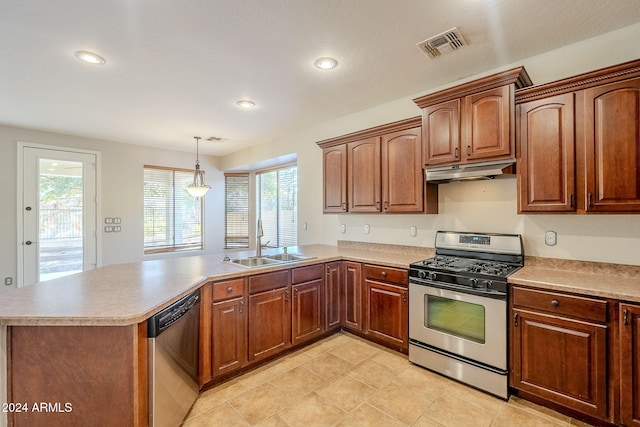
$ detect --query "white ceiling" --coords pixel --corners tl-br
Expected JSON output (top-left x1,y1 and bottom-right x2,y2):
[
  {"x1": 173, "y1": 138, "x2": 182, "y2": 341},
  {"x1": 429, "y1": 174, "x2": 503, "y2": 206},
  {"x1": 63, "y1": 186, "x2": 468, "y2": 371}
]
[{"x1": 2, "y1": 0, "x2": 640, "y2": 156}]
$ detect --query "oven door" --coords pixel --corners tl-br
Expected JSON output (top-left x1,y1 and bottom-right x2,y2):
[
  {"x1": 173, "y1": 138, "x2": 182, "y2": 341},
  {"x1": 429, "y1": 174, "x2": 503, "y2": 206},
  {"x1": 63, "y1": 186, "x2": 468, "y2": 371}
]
[{"x1": 409, "y1": 281, "x2": 507, "y2": 370}]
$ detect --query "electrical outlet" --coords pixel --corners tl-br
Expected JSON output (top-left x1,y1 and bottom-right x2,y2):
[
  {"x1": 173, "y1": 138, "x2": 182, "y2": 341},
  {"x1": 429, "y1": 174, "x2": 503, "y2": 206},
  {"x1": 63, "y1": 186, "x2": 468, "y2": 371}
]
[
  {"x1": 364, "y1": 224, "x2": 370, "y2": 234},
  {"x1": 545, "y1": 231, "x2": 557, "y2": 246},
  {"x1": 410, "y1": 226, "x2": 417, "y2": 237},
  {"x1": 4, "y1": 277, "x2": 12, "y2": 286}
]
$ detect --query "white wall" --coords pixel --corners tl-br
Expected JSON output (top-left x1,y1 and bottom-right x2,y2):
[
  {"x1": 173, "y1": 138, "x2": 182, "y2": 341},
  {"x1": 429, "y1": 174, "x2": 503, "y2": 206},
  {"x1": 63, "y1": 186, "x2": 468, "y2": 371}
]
[
  {"x1": 0, "y1": 126, "x2": 224, "y2": 291},
  {"x1": 219, "y1": 22, "x2": 640, "y2": 267}
]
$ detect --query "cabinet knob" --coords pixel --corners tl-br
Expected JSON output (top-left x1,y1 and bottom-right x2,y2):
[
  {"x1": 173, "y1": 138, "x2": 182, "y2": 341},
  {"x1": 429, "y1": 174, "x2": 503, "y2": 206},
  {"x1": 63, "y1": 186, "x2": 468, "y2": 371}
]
[
  {"x1": 227, "y1": 286, "x2": 233, "y2": 293},
  {"x1": 381, "y1": 271, "x2": 387, "y2": 277},
  {"x1": 551, "y1": 299, "x2": 559, "y2": 307}
]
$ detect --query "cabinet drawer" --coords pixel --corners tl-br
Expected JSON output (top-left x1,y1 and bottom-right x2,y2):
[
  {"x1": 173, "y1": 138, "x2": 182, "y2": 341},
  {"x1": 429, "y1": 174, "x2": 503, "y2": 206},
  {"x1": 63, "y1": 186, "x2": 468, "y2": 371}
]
[
  {"x1": 512, "y1": 286, "x2": 607, "y2": 323},
  {"x1": 291, "y1": 264, "x2": 324, "y2": 285},
  {"x1": 212, "y1": 278, "x2": 245, "y2": 302},
  {"x1": 249, "y1": 270, "x2": 290, "y2": 294},
  {"x1": 363, "y1": 264, "x2": 408, "y2": 286}
]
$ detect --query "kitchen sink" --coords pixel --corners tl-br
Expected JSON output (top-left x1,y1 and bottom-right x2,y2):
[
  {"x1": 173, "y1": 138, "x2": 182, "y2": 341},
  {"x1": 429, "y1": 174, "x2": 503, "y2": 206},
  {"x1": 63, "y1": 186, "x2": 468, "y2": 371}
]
[{"x1": 224, "y1": 253, "x2": 315, "y2": 268}]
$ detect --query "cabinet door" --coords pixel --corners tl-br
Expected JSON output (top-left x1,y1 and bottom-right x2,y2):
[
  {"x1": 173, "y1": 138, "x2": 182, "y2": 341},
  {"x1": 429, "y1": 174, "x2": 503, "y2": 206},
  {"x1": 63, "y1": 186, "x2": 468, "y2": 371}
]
[
  {"x1": 348, "y1": 137, "x2": 381, "y2": 212},
  {"x1": 583, "y1": 78, "x2": 640, "y2": 212},
  {"x1": 518, "y1": 93, "x2": 576, "y2": 212},
  {"x1": 363, "y1": 280, "x2": 408, "y2": 351},
  {"x1": 322, "y1": 145, "x2": 348, "y2": 213},
  {"x1": 342, "y1": 261, "x2": 362, "y2": 331},
  {"x1": 511, "y1": 308, "x2": 607, "y2": 419},
  {"x1": 620, "y1": 303, "x2": 640, "y2": 426},
  {"x1": 248, "y1": 287, "x2": 291, "y2": 362},
  {"x1": 212, "y1": 297, "x2": 246, "y2": 377},
  {"x1": 292, "y1": 279, "x2": 324, "y2": 346},
  {"x1": 422, "y1": 99, "x2": 461, "y2": 165},
  {"x1": 464, "y1": 85, "x2": 513, "y2": 161},
  {"x1": 381, "y1": 127, "x2": 424, "y2": 213},
  {"x1": 325, "y1": 262, "x2": 342, "y2": 330}
]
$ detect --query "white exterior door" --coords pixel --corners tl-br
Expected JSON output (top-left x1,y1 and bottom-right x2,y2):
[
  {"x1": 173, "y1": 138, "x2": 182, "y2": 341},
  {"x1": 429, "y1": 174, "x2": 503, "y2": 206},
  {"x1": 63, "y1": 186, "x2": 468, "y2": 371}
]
[{"x1": 19, "y1": 144, "x2": 99, "y2": 286}]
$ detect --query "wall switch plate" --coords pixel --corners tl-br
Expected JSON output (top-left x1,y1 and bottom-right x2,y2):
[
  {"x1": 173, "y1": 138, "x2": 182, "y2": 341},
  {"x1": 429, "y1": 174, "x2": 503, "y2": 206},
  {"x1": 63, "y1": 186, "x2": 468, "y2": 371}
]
[
  {"x1": 545, "y1": 230, "x2": 557, "y2": 246},
  {"x1": 340, "y1": 224, "x2": 346, "y2": 233},
  {"x1": 4, "y1": 277, "x2": 12, "y2": 286},
  {"x1": 303, "y1": 222, "x2": 308, "y2": 231},
  {"x1": 410, "y1": 226, "x2": 417, "y2": 237},
  {"x1": 364, "y1": 224, "x2": 370, "y2": 234}
]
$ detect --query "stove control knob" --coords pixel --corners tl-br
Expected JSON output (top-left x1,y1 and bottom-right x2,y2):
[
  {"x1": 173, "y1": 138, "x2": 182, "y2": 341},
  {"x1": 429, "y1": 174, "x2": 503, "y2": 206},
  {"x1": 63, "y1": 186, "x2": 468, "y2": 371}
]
[
  {"x1": 428, "y1": 271, "x2": 437, "y2": 281},
  {"x1": 469, "y1": 278, "x2": 479, "y2": 288},
  {"x1": 418, "y1": 270, "x2": 427, "y2": 279},
  {"x1": 483, "y1": 280, "x2": 493, "y2": 289}
]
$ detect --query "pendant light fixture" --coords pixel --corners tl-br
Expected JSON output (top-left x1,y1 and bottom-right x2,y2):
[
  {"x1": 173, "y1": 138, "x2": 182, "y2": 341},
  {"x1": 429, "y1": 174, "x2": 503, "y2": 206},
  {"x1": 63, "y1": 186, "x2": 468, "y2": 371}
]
[{"x1": 186, "y1": 136, "x2": 211, "y2": 197}]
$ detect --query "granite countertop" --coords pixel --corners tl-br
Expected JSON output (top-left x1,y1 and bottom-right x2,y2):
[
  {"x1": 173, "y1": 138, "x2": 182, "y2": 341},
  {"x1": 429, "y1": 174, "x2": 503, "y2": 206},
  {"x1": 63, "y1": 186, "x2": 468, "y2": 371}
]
[
  {"x1": 508, "y1": 257, "x2": 640, "y2": 303},
  {"x1": 0, "y1": 243, "x2": 431, "y2": 327}
]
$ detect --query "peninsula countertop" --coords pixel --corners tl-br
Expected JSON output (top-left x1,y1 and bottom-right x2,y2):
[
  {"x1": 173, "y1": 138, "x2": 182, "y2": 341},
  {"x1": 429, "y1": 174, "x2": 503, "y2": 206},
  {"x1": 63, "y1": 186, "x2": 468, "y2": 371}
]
[{"x1": 0, "y1": 243, "x2": 431, "y2": 327}]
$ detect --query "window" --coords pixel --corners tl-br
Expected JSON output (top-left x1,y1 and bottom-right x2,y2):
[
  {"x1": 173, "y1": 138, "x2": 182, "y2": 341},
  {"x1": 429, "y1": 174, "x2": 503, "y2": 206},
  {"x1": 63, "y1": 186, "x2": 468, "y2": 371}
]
[
  {"x1": 256, "y1": 165, "x2": 297, "y2": 248},
  {"x1": 143, "y1": 166, "x2": 203, "y2": 254},
  {"x1": 224, "y1": 173, "x2": 249, "y2": 248}
]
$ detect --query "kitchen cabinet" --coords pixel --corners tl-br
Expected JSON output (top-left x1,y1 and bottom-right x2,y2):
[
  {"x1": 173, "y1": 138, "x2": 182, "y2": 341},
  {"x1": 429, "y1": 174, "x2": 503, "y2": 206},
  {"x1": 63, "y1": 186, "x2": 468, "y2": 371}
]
[
  {"x1": 511, "y1": 286, "x2": 608, "y2": 420},
  {"x1": 516, "y1": 58, "x2": 640, "y2": 213},
  {"x1": 342, "y1": 261, "x2": 362, "y2": 332},
  {"x1": 291, "y1": 264, "x2": 325, "y2": 346},
  {"x1": 620, "y1": 302, "x2": 640, "y2": 426},
  {"x1": 211, "y1": 278, "x2": 247, "y2": 377},
  {"x1": 248, "y1": 270, "x2": 291, "y2": 363},
  {"x1": 322, "y1": 144, "x2": 347, "y2": 213},
  {"x1": 325, "y1": 261, "x2": 342, "y2": 330},
  {"x1": 317, "y1": 117, "x2": 437, "y2": 214},
  {"x1": 414, "y1": 67, "x2": 532, "y2": 168},
  {"x1": 363, "y1": 264, "x2": 409, "y2": 353}
]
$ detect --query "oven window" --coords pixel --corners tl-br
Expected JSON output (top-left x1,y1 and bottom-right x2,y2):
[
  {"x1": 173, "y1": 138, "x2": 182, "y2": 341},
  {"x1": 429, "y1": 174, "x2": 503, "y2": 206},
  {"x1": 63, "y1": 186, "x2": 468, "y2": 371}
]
[{"x1": 425, "y1": 295, "x2": 485, "y2": 344}]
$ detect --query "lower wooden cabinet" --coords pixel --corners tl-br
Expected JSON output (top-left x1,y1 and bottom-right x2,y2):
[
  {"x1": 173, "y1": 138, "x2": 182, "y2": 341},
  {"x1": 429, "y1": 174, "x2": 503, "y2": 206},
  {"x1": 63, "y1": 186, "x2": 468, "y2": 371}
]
[
  {"x1": 248, "y1": 285, "x2": 291, "y2": 363},
  {"x1": 511, "y1": 286, "x2": 608, "y2": 420},
  {"x1": 325, "y1": 261, "x2": 342, "y2": 330},
  {"x1": 343, "y1": 261, "x2": 362, "y2": 331},
  {"x1": 620, "y1": 302, "x2": 640, "y2": 426},
  {"x1": 291, "y1": 264, "x2": 325, "y2": 346},
  {"x1": 362, "y1": 264, "x2": 408, "y2": 352},
  {"x1": 212, "y1": 296, "x2": 246, "y2": 377}
]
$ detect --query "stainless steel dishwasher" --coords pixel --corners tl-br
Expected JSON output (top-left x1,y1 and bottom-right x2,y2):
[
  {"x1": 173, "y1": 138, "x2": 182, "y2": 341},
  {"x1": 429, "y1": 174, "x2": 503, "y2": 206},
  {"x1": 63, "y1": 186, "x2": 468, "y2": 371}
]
[{"x1": 147, "y1": 288, "x2": 200, "y2": 427}]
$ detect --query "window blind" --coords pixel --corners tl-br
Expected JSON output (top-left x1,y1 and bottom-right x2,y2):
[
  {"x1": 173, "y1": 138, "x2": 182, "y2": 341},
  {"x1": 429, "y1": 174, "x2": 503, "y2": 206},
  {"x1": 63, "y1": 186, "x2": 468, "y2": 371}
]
[
  {"x1": 144, "y1": 166, "x2": 203, "y2": 254},
  {"x1": 256, "y1": 165, "x2": 297, "y2": 248},
  {"x1": 224, "y1": 173, "x2": 249, "y2": 248}
]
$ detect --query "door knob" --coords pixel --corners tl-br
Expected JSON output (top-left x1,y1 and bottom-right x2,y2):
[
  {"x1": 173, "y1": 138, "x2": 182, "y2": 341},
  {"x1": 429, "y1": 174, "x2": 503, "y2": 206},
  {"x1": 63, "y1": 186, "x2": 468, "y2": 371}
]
[{"x1": 25, "y1": 241, "x2": 37, "y2": 245}]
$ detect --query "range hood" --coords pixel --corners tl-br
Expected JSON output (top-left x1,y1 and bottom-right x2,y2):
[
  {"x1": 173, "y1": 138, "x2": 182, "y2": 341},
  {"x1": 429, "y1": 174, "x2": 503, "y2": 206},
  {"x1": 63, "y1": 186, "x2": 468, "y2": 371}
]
[{"x1": 425, "y1": 159, "x2": 515, "y2": 183}]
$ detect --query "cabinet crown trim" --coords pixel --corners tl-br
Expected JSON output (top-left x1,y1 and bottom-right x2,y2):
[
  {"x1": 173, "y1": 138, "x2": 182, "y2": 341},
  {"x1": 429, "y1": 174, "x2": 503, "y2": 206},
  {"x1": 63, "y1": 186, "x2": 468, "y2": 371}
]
[
  {"x1": 413, "y1": 66, "x2": 532, "y2": 108},
  {"x1": 316, "y1": 116, "x2": 421, "y2": 149},
  {"x1": 516, "y1": 58, "x2": 640, "y2": 103}
]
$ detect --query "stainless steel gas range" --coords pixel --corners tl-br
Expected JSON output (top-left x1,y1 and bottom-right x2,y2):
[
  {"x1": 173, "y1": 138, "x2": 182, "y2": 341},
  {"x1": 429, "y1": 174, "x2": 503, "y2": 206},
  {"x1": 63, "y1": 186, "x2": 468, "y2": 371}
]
[{"x1": 408, "y1": 231, "x2": 524, "y2": 399}]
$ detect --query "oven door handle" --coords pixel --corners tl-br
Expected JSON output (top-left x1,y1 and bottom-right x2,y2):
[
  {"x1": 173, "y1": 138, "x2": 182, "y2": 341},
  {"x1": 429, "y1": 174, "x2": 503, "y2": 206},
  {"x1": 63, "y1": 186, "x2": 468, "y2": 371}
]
[{"x1": 409, "y1": 279, "x2": 507, "y2": 300}]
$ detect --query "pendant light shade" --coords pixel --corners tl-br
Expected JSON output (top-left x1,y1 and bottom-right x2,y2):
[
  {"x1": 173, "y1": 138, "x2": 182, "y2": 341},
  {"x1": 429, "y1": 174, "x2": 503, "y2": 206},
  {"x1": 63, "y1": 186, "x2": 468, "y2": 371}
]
[{"x1": 186, "y1": 136, "x2": 211, "y2": 197}]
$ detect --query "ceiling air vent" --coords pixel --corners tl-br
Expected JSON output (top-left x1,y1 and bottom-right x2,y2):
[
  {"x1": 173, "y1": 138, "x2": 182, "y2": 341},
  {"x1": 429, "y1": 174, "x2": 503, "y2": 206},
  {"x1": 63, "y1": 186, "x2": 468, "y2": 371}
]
[{"x1": 417, "y1": 28, "x2": 467, "y2": 59}]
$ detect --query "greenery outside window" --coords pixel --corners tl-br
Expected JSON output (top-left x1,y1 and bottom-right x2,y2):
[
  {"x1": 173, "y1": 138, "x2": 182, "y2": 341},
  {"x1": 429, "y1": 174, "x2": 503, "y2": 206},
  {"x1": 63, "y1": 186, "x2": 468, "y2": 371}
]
[
  {"x1": 224, "y1": 173, "x2": 250, "y2": 248},
  {"x1": 256, "y1": 165, "x2": 297, "y2": 248},
  {"x1": 144, "y1": 165, "x2": 203, "y2": 254}
]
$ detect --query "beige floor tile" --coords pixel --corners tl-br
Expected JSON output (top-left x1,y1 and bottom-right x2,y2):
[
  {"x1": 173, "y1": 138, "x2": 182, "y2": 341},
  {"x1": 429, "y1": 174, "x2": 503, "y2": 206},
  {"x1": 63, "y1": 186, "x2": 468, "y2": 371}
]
[
  {"x1": 412, "y1": 413, "x2": 446, "y2": 427},
  {"x1": 254, "y1": 414, "x2": 291, "y2": 427},
  {"x1": 492, "y1": 405, "x2": 567, "y2": 427},
  {"x1": 507, "y1": 395, "x2": 572, "y2": 425},
  {"x1": 306, "y1": 352, "x2": 355, "y2": 379},
  {"x1": 334, "y1": 402, "x2": 405, "y2": 427},
  {"x1": 189, "y1": 380, "x2": 248, "y2": 417},
  {"x1": 443, "y1": 380, "x2": 506, "y2": 413},
  {"x1": 367, "y1": 380, "x2": 433, "y2": 425},
  {"x1": 229, "y1": 383, "x2": 291, "y2": 425},
  {"x1": 424, "y1": 392, "x2": 496, "y2": 427},
  {"x1": 268, "y1": 365, "x2": 326, "y2": 398},
  {"x1": 329, "y1": 339, "x2": 379, "y2": 364},
  {"x1": 371, "y1": 350, "x2": 412, "y2": 374},
  {"x1": 315, "y1": 374, "x2": 377, "y2": 411},
  {"x1": 183, "y1": 402, "x2": 251, "y2": 426},
  {"x1": 347, "y1": 359, "x2": 397, "y2": 389},
  {"x1": 278, "y1": 392, "x2": 346, "y2": 427},
  {"x1": 394, "y1": 365, "x2": 450, "y2": 401}
]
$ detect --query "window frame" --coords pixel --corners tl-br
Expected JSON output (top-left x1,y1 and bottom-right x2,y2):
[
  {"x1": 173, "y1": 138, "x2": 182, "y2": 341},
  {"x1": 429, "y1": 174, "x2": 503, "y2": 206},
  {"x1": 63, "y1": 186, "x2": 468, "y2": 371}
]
[
  {"x1": 255, "y1": 163, "x2": 298, "y2": 249},
  {"x1": 224, "y1": 172, "x2": 250, "y2": 249}
]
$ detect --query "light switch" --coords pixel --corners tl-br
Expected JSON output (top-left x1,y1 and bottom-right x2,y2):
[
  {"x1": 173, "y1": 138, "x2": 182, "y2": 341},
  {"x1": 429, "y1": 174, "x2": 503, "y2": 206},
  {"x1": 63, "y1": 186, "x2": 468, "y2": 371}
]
[
  {"x1": 545, "y1": 231, "x2": 557, "y2": 246},
  {"x1": 410, "y1": 226, "x2": 417, "y2": 237},
  {"x1": 340, "y1": 224, "x2": 346, "y2": 233},
  {"x1": 364, "y1": 224, "x2": 370, "y2": 234}
]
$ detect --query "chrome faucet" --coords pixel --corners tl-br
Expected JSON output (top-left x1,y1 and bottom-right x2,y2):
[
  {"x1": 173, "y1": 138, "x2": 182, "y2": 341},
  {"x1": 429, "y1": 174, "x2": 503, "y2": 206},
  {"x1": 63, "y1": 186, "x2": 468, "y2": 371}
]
[{"x1": 256, "y1": 219, "x2": 265, "y2": 257}]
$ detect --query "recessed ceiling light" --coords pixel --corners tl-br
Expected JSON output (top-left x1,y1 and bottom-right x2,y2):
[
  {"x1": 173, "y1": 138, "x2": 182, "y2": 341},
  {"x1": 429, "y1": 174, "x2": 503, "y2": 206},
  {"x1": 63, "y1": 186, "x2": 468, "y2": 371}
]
[
  {"x1": 74, "y1": 50, "x2": 106, "y2": 65},
  {"x1": 236, "y1": 100, "x2": 256, "y2": 109},
  {"x1": 314, "y1": 57, "x2": 338, "y2": 70}
]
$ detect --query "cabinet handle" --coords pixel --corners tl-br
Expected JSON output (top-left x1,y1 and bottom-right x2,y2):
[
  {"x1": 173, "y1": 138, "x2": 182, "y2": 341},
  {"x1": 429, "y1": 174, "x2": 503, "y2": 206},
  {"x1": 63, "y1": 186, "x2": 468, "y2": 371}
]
[
  {"x1": 239, "y1": 301, "x2": 244, "y2": 313},
  {"x1": 454, "y1": 147, "x2": 459, "y2": 159},
  {"x1": 294, "y1": 288, "x2": 298, "y2": 299},
  {"x1": 551, "y1": 299, "x2": 559, "y2": 307},
  {"x1": 514, "y1": 312, "x2": 518, "y2": 326},
  {"x1": 227, "y1": 286, "x2": 233, "y2": 293},
  {"x1": 569, "y1": 194, "x2": 573, "y2": 208},
  {"x1": 402, "y1": 291, "x2": 407, "y2": 303},
  {"x1": 467, "y1": 145, "x2": 471, "y2": 156},
  {"x1": 342, "y1": 202, "x2": 347, "y2": 211},
  {"x1": 624, "y1": 308, "x2": 629, "y2": 326},
  {"x1": 376, "y1": 201, "x2": 381, "y2": 210},
  {"x1": 588, "y1": 193, "x2": 593, "y2": 208},
  {"x1": 285, "y1": 290, "x2": 289, "y2": 301}
]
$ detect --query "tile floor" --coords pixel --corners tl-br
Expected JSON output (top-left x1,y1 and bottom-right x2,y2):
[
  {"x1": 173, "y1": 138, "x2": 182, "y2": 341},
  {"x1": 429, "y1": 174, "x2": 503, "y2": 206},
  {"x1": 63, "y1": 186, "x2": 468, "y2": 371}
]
[{"x1": 184, "y1": 332, "x2": 593, "y2": 426}]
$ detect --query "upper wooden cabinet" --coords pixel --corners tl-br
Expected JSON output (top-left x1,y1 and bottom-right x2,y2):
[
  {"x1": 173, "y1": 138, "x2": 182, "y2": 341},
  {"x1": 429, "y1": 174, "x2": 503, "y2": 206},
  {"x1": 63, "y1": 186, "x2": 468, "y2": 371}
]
[
  {"x1": 516, "y1": 58, "x2": 640, "y2": 213},
  {"x1": 414, "y1": 67, "x2": 532, "y2": 168},
  {"x1": 317, "y1": 117, "x2": 438, "y2": 214}
]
